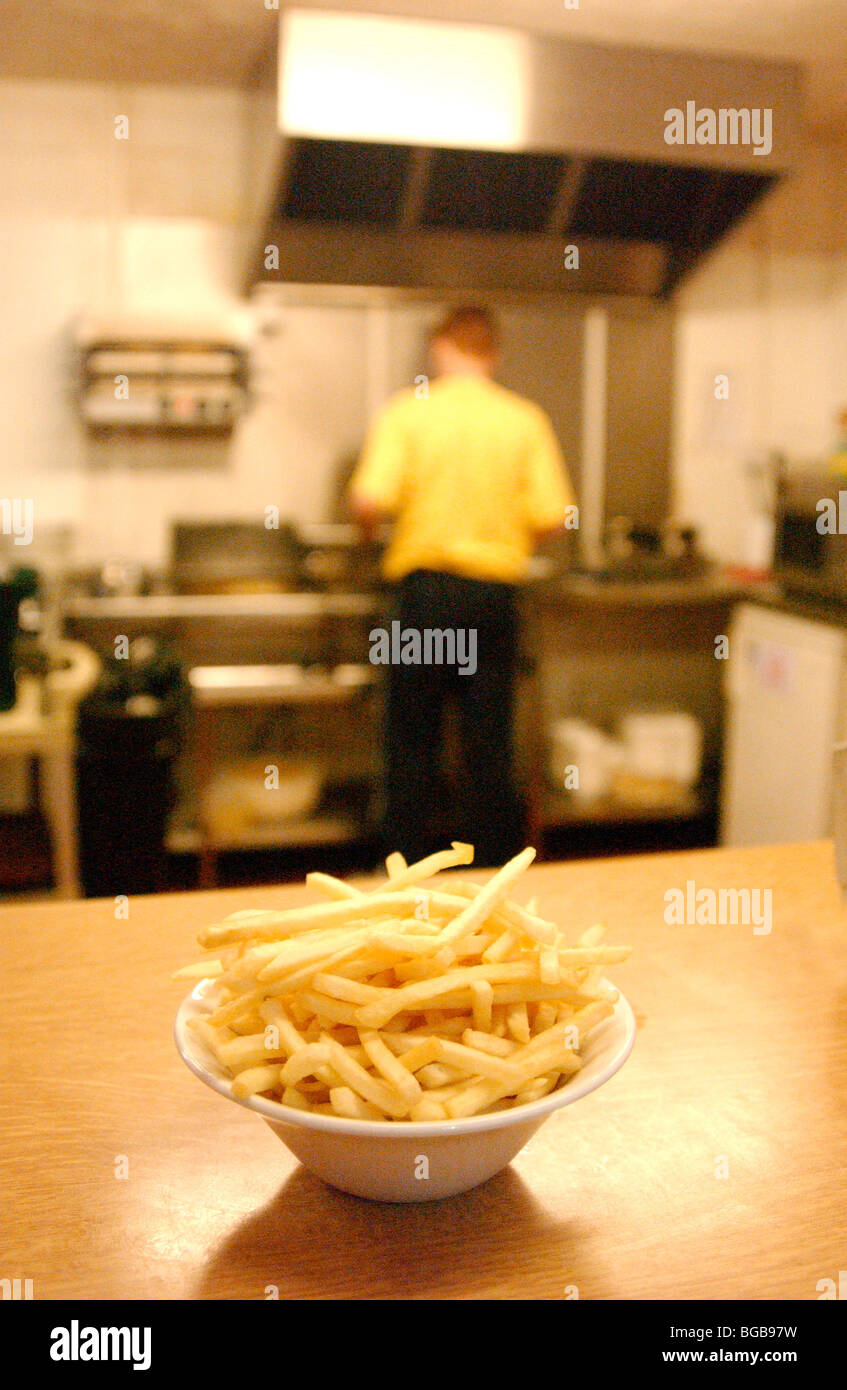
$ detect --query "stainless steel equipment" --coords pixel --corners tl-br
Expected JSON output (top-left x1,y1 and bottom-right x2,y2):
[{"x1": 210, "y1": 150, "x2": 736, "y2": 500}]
[
  {"x1": 244, "y1": 21, "x2": 801, "y2": 298},
  {"x1": 169, "y1": 520, "x2": 303, "y2": 595},
  {"x1": 774, "y1": 468, "x2": 847, "y2": 603},
  {"x1": 578, "y1": 518, "x2": 710, "y2": 582}
]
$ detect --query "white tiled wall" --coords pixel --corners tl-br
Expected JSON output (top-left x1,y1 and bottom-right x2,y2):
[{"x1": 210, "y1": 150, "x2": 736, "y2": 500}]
[
  {"x1": 0, "y1": 78, "x2": 374, "y2": 571},
  {"x1": 5, "y1": 75, "x2": 847, "y2": 576},
  {"x1": 672, "y1": 137, "x2": 847, "y2": 564},
  {"x1": 0, "y1": 75, "x2": 590, "y2": 574}
]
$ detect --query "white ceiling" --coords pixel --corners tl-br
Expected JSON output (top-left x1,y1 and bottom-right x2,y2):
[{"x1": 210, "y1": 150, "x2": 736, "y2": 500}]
[{"x1": 4, "y1": 0, "x2": 847, "y2": 132}]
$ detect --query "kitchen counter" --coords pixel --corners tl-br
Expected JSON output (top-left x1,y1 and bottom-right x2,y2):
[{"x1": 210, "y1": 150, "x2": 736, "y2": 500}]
[
  {"x1": 62, "y1": 572, "x2": 841, "y2": 623},
  {"x1": 536, "y1": 569, "x2": 847, "y2": 626},
  {"x1": 2, "y1": 839, "x2": 845, "y2": 1300},
  {"x1": 534, "y1": 571, "x2": 746, "y2": 606},
  {"x1": 63, "y1": 591, "x2": 381, "y2": 620},
  {"x1": 744, "y1": 582, "x2": 847, "y2": 630}
]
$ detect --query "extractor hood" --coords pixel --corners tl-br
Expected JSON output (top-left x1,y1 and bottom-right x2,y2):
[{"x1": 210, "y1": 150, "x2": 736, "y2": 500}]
[{"x1": 244, "y1": 11, "x2": 803, "y2": 300}]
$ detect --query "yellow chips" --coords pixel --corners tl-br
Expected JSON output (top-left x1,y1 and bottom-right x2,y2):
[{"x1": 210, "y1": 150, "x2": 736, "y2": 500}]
[{"x1": 177, "y1": 843, "x2": 631, "y2": 1122}]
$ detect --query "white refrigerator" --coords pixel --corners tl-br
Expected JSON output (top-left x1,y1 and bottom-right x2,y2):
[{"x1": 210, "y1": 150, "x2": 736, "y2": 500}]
[{"x1": 720, "y1": 602, "x2": 847, "y2": 846}]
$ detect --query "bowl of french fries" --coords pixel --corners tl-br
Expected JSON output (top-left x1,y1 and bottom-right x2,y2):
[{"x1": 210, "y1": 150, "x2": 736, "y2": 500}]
[{"x1": 174, "y1": 844, "x2": 635, "y2": 1202}]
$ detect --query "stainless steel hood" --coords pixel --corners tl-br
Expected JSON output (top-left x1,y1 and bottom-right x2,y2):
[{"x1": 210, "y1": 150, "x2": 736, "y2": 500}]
[{"x1": 244, "y1": 14, "x2": 803, "y2": 300}]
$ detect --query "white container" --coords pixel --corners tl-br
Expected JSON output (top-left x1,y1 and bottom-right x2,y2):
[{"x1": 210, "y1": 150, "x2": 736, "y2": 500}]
[
  {"x1": 549, "y1": 718, "x2": 624, "y2": 799},
  {"x1": 202, "y1": 756, "x2": 323, "y2": 840},
  {"x1": 618, "y1": 710, "x2": 703, "y2": 786}
]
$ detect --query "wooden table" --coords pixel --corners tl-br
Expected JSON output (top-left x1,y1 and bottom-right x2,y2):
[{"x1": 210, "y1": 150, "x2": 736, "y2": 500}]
[{"x1": 2, "y1": 840, "x2": 846, "y2": 1301}]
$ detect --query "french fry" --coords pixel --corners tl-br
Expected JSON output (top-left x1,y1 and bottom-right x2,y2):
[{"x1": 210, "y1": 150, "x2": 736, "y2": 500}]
[
  {"x1": 433, "y1": 847, "x2": 536, "y2": 947},
  {"x1": 258, "y1": 998, "x2": 306, "y2": 1052},
  {"x1": 306, "y1": 872, "x2": 363, "y2": 900},
  {"x1": 450, "y1": 882, "x2": 557, "y2": 945},
  {"x1": 311, "y1": 973, "x2": 387, "y2": 1005},
  {"x1": 393, "y1": 1037, "x2": 443, "y2": 1073},
  {"x1": 281, "y1": 1086, "x2": 312, "y2": 1110},
  {"x1": 329, "y1": 1087, "x2": 385, "y2": 1120},
  {"x1": 218, "y1": 1033, "x2": 287, "y2": 1071},
  {"x1": 178, "y1": 842, "x2": 630, "y2": 1122},
  {"x1": 482, "y1": 928, "x2": 519, "y2": 962},
  {"x1": 434, "y1": 1038, "x2": 523, "y2": 1084},
  {"x1": 410, "y1": 1096, "x2": 448, "y2": 1121},
  {"x1": 358, "y1": 1031, "x2": 422, "y2": 1105},
  {"x1": 200, "y1": 892, "x2": 436, "y2": 948},
  {"x1": 231, "y1": 1064, "x2": 283, "y2": 1100},
  {"x1": 385, "y1": 851, "x2": 407, "y2": 879},
  {"x1": 172, "y1": 960, "x2": 223, "y2": 980},
  {"x1": 506, "y1": 1001, "x2": 531, "y2": 1044},
  {"x1": 516, "y1": 1072, "x2": 560, "y2": 1104},
  {"x1": 185, "y1": 1015, "x2": 235, "y2": 1062},
  {"x1": 204, "y1": 988, "x2": 264, "y2": 1029},
  {"x1": 470, "y1": 979, "x2": 493, "y2": 1032},
  {"x1": 298, "y1": 990, "x2": 364, "y2": 1028},
  {"x1": 539, "y1": 944, "x2": 561, "y2": 986},
  {"x1": 355, "y1": 960, "x2": 540, "y2": 1030},
  {"x1": 279, "y1": 1043, "x2": 332, "y2": 1087},
  {"x1": 444, "y1": 1034, "x2": 582, "y2": 1119},
  {"x1": 533, "y1": 1001, "x2": 559, "y2": 1034},
  {"x1": 255, "y1": 928, "x2": 375, "y2": 984},
  {"x1": 416, "y1": 1062, "x2": 464, "y2": 1088},
  {"x1": 461, "y1": 1028, "x2": 518, "y2": 1058},
  {"x1": 377, "y1": 841, "x2": 474, "y2": 892},
  {"x1": 320, "y1": 1037, "x2": 410, "y2": 1119}
]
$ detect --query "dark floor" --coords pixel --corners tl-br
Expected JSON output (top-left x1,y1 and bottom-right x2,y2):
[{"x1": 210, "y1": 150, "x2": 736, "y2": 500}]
[
  {"x1": 541, "y1": 810, "x2": 719, "y2": 863},
  {"x1": 0, "y1": 812, "x2": 53, "y2": 891},
  {"x1": 0, "y1": 811, "x2": 718, "y2": 897}
]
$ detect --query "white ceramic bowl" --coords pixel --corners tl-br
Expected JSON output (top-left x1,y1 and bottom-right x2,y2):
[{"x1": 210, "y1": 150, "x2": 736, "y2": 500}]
[{"x1": 174, "y1": 981, "x2": 636, "y2": 1203}]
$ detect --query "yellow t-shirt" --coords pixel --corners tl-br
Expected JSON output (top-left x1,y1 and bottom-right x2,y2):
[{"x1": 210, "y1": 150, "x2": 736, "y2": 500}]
[{"x1": 350, "y1": 374, "x2": 575, "y2": 583}]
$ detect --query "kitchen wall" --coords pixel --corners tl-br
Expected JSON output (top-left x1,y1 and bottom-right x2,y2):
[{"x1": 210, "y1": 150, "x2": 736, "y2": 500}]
[
  {"x1": 1, "y1": 74, "x2": 684, "y2": 580},
  {"x1": 7, "y1": 73, "x2": 839, "y2": 576},
  {"x1": 0, "y1": 78, "x2": 254, "y2": 567},
  {"x1": 0, "y1": 76, "x2": 596, "y2": 571},
  {"x1": 672, "y1": 135, "x2": 847, "y2": 565},
  {"x1": 0, "y1": 78, "x2": 378, "y2": 572}
]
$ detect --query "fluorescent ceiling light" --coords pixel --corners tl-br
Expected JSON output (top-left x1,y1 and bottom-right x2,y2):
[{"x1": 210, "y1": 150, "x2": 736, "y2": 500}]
[{"x1": 279, "y1": 10, "x2": 530, "y2": 150}]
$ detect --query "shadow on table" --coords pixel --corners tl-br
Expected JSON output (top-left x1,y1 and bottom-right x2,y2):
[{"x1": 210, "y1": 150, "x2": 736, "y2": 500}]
[{"x1": 195, "y1": 1164, "x2": 594, "y2": 1300}]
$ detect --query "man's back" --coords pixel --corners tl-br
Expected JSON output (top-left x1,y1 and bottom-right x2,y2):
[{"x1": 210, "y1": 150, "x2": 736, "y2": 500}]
[{"x1": 353, "y1": 373, "x2": 573, "y2": 583}]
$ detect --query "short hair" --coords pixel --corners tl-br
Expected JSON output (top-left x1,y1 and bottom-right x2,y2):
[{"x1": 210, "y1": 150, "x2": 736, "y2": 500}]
[{"x1": 431, "y1": 305, "x2": 499, "y2": 358}]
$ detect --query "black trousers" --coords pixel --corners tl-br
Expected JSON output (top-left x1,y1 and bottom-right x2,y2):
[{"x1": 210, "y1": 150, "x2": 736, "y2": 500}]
[{"x1": 384, "y1": 568, "x2": 525, "y2": 869}]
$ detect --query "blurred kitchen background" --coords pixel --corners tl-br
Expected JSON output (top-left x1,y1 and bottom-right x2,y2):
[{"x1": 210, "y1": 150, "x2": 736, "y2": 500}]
[{"x1": 3, "y1": 1, "x2": 847, "y2": 898}]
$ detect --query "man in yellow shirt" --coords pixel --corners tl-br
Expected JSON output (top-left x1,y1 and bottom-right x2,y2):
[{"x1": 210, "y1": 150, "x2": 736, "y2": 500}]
[{"x1": 350, "y1": 305, "x2": 575, "y2": 866}]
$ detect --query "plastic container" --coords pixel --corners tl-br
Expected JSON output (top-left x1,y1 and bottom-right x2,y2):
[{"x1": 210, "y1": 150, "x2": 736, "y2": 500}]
[
  {"x1": 549, "y1": 718, "x2": 624, "y2": 800},
  {"x1": 202, "y1": 757, "x2": 323, "y2": 840},
  {"x1": 618, "y1": 710, "x2": 703, "y2": 786}
]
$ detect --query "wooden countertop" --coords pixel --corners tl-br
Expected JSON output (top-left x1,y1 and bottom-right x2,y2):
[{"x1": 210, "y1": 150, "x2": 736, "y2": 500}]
[{"x1": 2, "y1": 840, "x2": 846, "y2": 1301}]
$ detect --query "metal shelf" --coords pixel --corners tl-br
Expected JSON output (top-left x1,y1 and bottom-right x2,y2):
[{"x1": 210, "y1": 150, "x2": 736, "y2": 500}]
[
  {"x1": 188, "y1": 663, "x2": 378, "y2": 707},
  {"x1": 64, "y1": 592, "x2": 381, "y2": 620},
  {"x1": 166, "y1": 813, "x2": 364, "y2": 854},
  {"x1": 542, "y1": 784, "x2": 708, "y2": 827}
]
